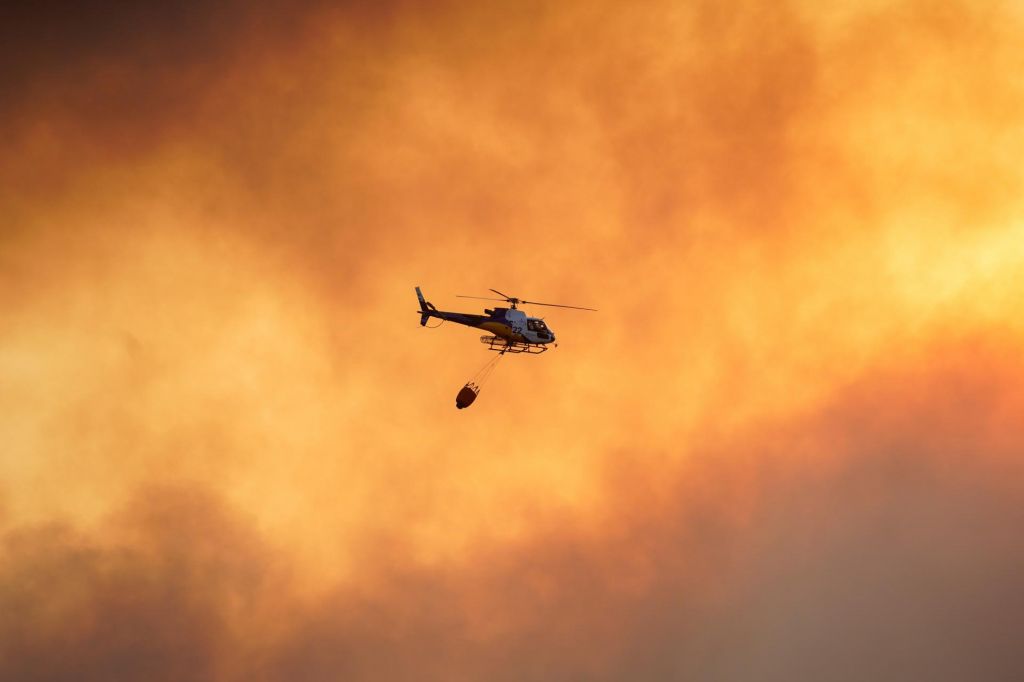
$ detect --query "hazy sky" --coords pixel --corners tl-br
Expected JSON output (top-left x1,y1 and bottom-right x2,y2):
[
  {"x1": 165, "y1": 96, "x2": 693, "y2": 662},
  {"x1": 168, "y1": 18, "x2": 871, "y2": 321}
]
[{"x1": 3, "y1": 1, "x2": 1024, "y2": 679}]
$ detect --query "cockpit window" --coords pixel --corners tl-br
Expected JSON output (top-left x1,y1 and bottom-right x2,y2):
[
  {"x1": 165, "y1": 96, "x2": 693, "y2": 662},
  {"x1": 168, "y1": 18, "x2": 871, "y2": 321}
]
[{"x1": 527, "y1": 319, "x2": 549, "y2": 332}]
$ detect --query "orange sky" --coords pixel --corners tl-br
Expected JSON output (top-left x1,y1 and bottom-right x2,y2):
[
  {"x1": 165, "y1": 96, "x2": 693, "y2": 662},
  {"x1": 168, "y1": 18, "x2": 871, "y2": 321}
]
[{"x1": 3, "y1": 1, "x2": 1024, "y2": 679}]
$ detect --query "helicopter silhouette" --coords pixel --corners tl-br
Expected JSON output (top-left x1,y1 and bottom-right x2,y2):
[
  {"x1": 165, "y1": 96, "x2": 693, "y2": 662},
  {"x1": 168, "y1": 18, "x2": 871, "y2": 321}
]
[{"x1": 416, "y1": 287, "x2": 596, "y2": 354}]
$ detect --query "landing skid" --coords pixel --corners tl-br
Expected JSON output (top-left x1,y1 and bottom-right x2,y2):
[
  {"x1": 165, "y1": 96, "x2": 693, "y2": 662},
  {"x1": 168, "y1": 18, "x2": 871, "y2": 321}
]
[{"x1": 479, "y1": 335, "x2": 549, "y2": 354}]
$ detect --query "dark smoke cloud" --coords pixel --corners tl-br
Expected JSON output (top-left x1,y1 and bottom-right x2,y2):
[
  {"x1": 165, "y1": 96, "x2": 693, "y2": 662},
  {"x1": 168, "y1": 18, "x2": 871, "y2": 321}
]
[
  {"x1": 0, "y1": 486, "x2": 276, "y2": 682},
  {"x1": 5, "y1": 0, "x2": 1024, "y2": 679},
  {"x1": 1, "y1": 1, "x2": 246, "y2": 158},
  {"x1": 4, "y1": 342, "x2": 1023, "y2": 681}
]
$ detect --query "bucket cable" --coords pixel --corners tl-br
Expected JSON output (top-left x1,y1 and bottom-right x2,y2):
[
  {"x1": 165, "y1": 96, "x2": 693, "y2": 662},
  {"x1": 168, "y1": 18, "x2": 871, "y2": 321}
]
[{"x1": 468, "y1": 349, "x2": 506, "y2": 389}]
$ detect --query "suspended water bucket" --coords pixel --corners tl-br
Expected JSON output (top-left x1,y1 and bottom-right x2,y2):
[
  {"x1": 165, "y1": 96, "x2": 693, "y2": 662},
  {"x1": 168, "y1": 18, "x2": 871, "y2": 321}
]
[
  {"x1": 456, "y1": 383, "x2": 479, "y2": 409},
  {"x1": 455, "y1": 352, "x2": 507, "y2": 409}
]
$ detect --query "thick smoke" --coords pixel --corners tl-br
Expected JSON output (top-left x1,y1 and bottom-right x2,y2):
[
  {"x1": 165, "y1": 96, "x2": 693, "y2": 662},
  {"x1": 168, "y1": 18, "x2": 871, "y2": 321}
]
[
  {"x1": 3, "y1": 344, "x2": 1024, "y2": 681},
  {"x1": 3, "y1": 0, "x2": 1024, "y2": 679}
]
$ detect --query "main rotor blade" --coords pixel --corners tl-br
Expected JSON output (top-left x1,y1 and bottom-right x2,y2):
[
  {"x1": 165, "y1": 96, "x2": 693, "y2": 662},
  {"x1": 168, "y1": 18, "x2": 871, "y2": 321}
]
[
  {"x1": 521, "y1": 300, "x2": 598, "y2": 311},
  {"x1": 456, "y1": 295, "x2": 508, "y2": 302},
  {"x1": 467, "y1": 288, "x2": 598, "y2": 310}
]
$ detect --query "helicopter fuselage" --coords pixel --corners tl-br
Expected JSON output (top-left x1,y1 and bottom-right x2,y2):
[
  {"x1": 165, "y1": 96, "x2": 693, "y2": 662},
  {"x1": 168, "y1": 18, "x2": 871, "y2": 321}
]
[
  {"x1": 416, "y1": 286, "x2": 556, "y2": 345},
  {"x1": 422, "y1": 305, "x2": 555, "y2": 345}
]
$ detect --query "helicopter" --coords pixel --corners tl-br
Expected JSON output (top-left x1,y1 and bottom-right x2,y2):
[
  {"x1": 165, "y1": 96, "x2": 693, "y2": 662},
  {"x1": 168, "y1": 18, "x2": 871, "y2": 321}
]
[{"x1": 415, "y1": 287, "x2": 596, "y2": 354}]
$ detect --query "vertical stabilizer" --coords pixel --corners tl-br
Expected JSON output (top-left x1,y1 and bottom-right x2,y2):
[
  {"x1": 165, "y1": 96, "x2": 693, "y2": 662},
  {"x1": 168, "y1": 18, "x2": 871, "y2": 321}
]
[{"x1": 415, "y1": 286, "x2": 436, "y2": 326}]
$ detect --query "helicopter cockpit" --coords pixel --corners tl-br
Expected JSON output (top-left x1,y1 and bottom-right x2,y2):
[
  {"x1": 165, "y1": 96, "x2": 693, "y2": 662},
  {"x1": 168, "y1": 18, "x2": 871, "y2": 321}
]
[{"x1": 527, "y1": 318, "x2": 554, "y2": 341}]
